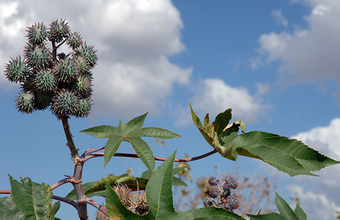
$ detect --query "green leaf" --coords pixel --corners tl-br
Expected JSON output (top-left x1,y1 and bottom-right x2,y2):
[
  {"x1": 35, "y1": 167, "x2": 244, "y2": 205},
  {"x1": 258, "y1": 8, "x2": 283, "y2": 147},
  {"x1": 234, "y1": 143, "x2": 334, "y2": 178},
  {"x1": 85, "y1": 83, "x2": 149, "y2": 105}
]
[
  {"x1": 247, "y1": 193, "x2": 308, "y2": 220},
  {"x1": 8, "y1": 175, "x2": 55, "y2": 219},
  {"x1": 294, "y1": 203, "x2": 307, "y2": 220},
  {"x1": 145, "y1": 150, "x2": 177, "y2": 218},
  {"x1": 80, "y1": 113, "x2": 180, "y2": 171},
  {"x1": 173, "y1": 165, "x2": 190, "y2": 175},
  {"x1": 247, "y1": 213, "x2": 286, "y2": 220},
  {"x1": 178, "y1": 207, "x2": 245, "y2": 219},
  {"x1": 52, "y1": 201, "x2": 60, "y2": 218},
  {"x1": 275, "y1": 193, "x2": 298, "y2": 220},
  {"x1": 190, "y1": 105, "x2": 340, "y2": 176},
  {"x1": 0, "y1": 197, "x2": 25, "y2": 219},
  {"x1": 172, "y1": 176, "x2": 188, "y2": 187}
]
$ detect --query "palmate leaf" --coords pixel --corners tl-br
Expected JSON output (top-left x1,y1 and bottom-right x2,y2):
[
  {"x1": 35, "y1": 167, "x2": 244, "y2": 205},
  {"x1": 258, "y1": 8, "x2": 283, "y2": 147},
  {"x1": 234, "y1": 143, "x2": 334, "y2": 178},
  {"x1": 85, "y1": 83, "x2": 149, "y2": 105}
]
[
  {"x1": 6, "y1": 175, "x2": 56, "y2": 219},
  {"x1": 80, "y1": 113, "x2": 180, "y2": 171},
  {"x1": 190, "y1": 104, "x2": 340, "y2": 176},
  {"x1": 105, "y1": 150, "x2": 246, "y2": 220}
]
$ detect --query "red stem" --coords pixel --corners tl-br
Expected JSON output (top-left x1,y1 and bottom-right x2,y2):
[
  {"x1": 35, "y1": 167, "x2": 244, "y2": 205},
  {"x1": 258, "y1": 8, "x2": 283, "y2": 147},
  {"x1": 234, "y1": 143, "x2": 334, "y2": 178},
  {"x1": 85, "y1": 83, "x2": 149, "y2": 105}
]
[{"x1": 82, "y1": 149, "x2": 218, "y2": 162}]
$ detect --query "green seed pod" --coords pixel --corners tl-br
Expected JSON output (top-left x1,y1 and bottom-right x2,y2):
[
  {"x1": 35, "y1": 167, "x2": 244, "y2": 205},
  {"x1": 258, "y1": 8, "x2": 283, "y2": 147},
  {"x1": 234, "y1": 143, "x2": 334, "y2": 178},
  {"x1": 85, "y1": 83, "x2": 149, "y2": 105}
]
[
  {"x1": 48, "y1": 19, "x2": 70, "y2": 43},
  {"x1": 54, "y1": 59, "x2": 77, "y2": 83},
  {"x1": 72, "y1": 75, "x2": 92, "y2": 97},
  {"x1": 76, "y1": 97, "x2": 91, "y2": 117},
  {"x1": 67, "y1": 32, "x2": 82, "y2": 50},
  {"x1": 26, "y1": 23, "x2": 47, "y2": 45},
  {"x1": 74, "y1": 56, "x2": 89, "y2": 74},
  {"x1": 34, "y1": 69, "x2": 56, "y2": 92},
  {"x1": 15, "y1": 91, "x2": 35, "y2": 113},
  {"x1": 52, "y1": 91, "x2": 78, "y2": 116},
  {"x1": 4, "y1": 56, "x2": 30, "y2": 83},
  {"x1": 25, "y1": 44, "x2": 50, "y2": 69},
  {"x1": 35, "y1": 92, "x2": 53, "y2": 110},
  {"x1": 78, "y1": 44, "x2": 98, "y2": 68}
]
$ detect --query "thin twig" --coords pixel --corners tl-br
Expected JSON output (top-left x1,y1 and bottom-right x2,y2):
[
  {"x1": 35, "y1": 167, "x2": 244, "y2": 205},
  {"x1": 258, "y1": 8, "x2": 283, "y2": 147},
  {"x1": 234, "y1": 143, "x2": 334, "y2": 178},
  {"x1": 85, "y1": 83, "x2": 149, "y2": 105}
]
[
  {"x1": 82, "y1": 197, "x2": 108, "y2": 217},
  {"x1": 51, "y1": 177, "x2": 72, "y2": 190},
  {"x1": 53, "y1": 195, "x2": 79, "y2": 210},
  {"x1": 82, "y1": 149, "x2": 218, "y2": 162}
]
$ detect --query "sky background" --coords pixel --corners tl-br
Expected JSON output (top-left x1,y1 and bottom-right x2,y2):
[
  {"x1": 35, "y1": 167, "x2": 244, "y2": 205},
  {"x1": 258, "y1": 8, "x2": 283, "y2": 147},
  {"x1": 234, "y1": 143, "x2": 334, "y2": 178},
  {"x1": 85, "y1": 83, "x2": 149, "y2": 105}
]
[{"x1": 1, "y1": 0, "x2": 340, "y2": 219}]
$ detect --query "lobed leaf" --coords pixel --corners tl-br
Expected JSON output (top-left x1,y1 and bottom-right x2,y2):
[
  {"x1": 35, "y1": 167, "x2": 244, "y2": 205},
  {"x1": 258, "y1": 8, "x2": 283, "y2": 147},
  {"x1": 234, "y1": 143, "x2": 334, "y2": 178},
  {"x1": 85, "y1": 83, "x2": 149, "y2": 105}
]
[
  {"x1": 80, "y1": 113, "x2": 180, "y2": 171},
  {"x1": 190, "y1": 105, "x2": 340, "y2": 176}
]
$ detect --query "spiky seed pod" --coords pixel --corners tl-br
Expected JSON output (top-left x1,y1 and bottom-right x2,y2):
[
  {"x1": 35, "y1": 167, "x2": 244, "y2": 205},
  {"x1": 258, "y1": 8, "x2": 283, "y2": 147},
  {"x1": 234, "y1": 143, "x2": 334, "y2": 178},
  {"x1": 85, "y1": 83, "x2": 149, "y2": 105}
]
[
  {"x1": 207, "y1": 187, "x2": 220, "y2": 198},
  {"x1": 26, "y1": 23, "x2": 47, "y2": 45},
  {"x1": 72, "y1": 75, "x2": 92, "y2": 97},
  {"x1": 76, "y1": 98, "x2": 91, "y2": 117},
  {"x1": 224, "y1": 193, "x2": 239, "y2": 211},
  {"x1": 35, "y1": 92, "x2": 53, "y2": 110},
  {"x1": 78, "y1": 44, "x2": 98, "y2": 68},
  {"x1": 48, "y1": 19, "x2": 70, "y2": 43},
  {"x1": 4, "y1": 56, "x2": 30, "y2": 83},
  {"x1": 208, "y1": 177, "x2": 219, "y2": 186},
  {"x1": 15, "y1": 91, "x2": 35, "y2": 113},
  {"x1": 54, "y1": 59, "x2": 77, "y2": 83},
  {"x1": 24, "y1": 44, "x2": 50, "y2": 69},
  {"x1": 74, "y1": 56, "x2": 89, "y2": 74},
  {"x1": 67, "y1": 32, "x2": 82, "y2": 50},
  {"x1": 221, "y1": 184, "x2": 231, "y2": 199},
  {"x1": 203, "y1": 197, "x2": 214, "y2": 207},
  {"x1": 34, "y1": 69, "x2": 56, "y2": 92},
  {"x1": 20, "y1": 75, "x2": 35, "y2": 92},
  {"x1": 52, "y1": 91, "x2": 78, "y2": 116},
  {"x1": 224, "y1": 174, "x2": 238, "y2": 189}
]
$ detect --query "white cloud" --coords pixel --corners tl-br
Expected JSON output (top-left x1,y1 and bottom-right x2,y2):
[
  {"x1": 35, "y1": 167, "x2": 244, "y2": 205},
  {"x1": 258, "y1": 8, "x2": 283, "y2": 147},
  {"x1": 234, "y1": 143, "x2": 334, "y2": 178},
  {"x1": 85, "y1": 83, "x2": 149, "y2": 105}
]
[
  {"x1": 191, "y1": 78, "x2": 267, "y2": 123},
  {"x1": 0, "y1": 0, "x2": 192, "y2": 117},
  {"x1": 271, "y1": 9, "x2": 288, "y2": 27},
  {"x1": 287, "y1": 184, "x2": 340, "y2": 220},
  {"x1": 287, "y1": 118, "x2": 340, "y2": 220},
  {"x1": 255, "y1": 0, "x2": 340, "y2": 84}
]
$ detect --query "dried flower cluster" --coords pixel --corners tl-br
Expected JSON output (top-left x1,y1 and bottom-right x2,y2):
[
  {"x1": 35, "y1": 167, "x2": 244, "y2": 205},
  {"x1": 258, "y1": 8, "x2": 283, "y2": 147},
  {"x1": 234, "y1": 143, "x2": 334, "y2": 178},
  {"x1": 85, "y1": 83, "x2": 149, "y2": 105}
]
[{"x1": 96, "y1": 183, "x2": 149, "y2": 219}]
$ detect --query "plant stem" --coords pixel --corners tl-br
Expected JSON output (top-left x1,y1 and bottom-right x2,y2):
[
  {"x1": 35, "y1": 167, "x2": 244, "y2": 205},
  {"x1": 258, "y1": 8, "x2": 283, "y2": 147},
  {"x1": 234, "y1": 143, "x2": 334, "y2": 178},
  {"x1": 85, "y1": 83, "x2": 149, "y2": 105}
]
[
  {"x1": 61, "y1": 116, "x2": 79, "y2": 160},
  {"x1": 83, "y1": 149, "x2": 218, "y2": 162},
  {"x1": 60, "y1": 116, "x2": 88, "y2": 219}
]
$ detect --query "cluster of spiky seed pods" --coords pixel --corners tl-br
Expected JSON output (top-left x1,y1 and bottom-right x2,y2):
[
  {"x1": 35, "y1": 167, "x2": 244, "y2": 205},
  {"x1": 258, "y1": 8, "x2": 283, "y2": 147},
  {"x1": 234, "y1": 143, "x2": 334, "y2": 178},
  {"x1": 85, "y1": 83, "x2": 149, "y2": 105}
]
[
  {"x1": 4, "y1": 19, "x2": 97, "y2": 118},
  {"x1": 204, "y1": 174, "x2": 240, "y2": 211}
]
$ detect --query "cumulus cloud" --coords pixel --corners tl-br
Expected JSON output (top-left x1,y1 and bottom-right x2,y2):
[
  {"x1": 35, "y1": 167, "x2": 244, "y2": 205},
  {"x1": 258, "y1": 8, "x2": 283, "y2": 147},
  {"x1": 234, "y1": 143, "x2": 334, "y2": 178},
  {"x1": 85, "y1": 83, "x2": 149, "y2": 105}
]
[
  {"x1": 271, "y1": 9, "x2": 288, "y2": 27},
  {"x1": 188, "y1": 78, "x2": 267, "y2": 124},
  {"x1": 288, "y1": 118, "x2": 340, "y2": 220},
  {"x1": 0, "y1": 0, "x2": 192, "y2": 117},
  {"x1": 255, "y1": 0, "x2": 340, "y2": 84}
]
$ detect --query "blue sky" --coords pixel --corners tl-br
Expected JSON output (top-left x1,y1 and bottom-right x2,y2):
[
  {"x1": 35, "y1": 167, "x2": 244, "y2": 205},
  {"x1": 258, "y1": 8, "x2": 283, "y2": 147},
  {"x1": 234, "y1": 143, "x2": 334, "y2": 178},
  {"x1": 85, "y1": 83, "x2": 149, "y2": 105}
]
[{"x1": 1, "y1": 0, "x2": 340, "y2": 219}]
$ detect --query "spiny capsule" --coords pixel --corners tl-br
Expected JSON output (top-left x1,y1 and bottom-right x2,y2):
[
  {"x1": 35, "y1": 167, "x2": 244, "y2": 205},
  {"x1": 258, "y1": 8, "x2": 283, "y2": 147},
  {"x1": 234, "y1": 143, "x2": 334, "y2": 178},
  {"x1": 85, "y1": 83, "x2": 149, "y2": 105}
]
[{"x1": 208, "y1": 177, "x2": 219, "y2": 186}]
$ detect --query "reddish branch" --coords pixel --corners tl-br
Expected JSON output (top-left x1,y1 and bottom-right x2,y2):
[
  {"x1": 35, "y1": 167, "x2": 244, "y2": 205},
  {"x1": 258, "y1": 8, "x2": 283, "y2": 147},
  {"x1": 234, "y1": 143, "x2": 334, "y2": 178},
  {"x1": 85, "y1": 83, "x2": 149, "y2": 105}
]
[{"x1": 82, "y1": 148, "x2": 218, "y2": 162}]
